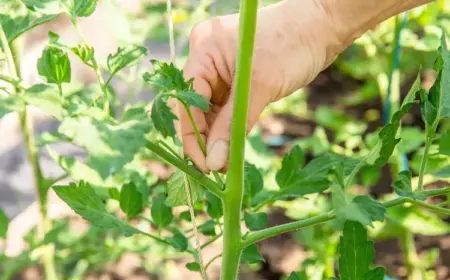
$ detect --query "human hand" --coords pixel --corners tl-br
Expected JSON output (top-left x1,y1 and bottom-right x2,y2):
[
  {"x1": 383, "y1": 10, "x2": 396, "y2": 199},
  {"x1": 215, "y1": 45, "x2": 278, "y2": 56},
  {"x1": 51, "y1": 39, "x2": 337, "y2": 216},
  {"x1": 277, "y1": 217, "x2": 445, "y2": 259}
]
[{"x1": 177, "y1": 0, "x2": 342, "y2": 173}]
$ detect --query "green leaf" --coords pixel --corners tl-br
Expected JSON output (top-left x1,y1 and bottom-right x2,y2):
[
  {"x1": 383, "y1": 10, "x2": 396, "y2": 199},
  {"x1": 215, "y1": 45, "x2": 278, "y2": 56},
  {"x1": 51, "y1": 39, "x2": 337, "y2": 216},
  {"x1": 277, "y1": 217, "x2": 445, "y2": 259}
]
[
  {"x1": 0, "y1": 13, "x2": 59, "y2": 43},
  {"x1": 108, "y1": 188, "x2": 120, "y2": 201},
  {"x1": 240, "y1": 244, "x2": 265, "y2": 264},
  {"x1": 119, "y1": 182, "x2": 143, "y2": 218},
  {"x1": 143, "y1": 60, "x2": 191, "y2": 92},
  {"x1": 71, "y1": 44, "x2": 94, "y2": 66},
  {"x1": 244, "y1": 212, "x2": 268, "y2": 231},
  {"x1": 23, "y1": 84, "x2": 65, "y2": 120},
  {"x1": 53, "y1": 181, "x2": 139, "y2": 236},
  {"x1": 199, "y1": 220, "x2": 216, "y2": 236},
  {"x1": 177, "y1": 91, "x2": 210, "y2": 112},
  {"x1": 431, "y1": 33, "x2": 450, "y2": 120},
  {"x1": 439, "y1": 129, "x2": 450, "y2": 156},
  {"x1": 22, "y1": 0, "x2": 64, "y2": 14},
  {"x1": 38, "y1": 45, "x2": 71, "y2": 84},
  {"x1": 287, "y1": 272, "x2": 301, "y2": 280},
  {"x1": 151, "y1": 196, "x2": 173, "y2": 228},
  {"x1": 0, "y1": 95, "x2": 23, "y2": 118},
  {"x1": 166, "y1": 229, "x2": 188, "y2": 251},
  {"x1": 0, "y1": 209, "x2": 8, "y2": 239},
  {"x1": 107, "y1": 45, "x2": 148, "y2": 75},
  {"x1": 206, "y1": 191, "x2": 223, "y2": 219},
  {"x1": 421, "y1": 99, "x2": 438, "y2": 127},
  {"x1": 66, "y1": 0, "x2": 97, "y2": 17},
  {"x1": 332, "y1": 183, "x2": 385, "y2": 226},
  {"x1": 402, "y1": 72, "x2": 422, "y2": 107},
  {"x1": 151, "y1": 95, "x2": 178, "y2": 139},
  {"x1": 166, "y1": 170, "x2": 204, "y2": 207},
  {"x1": 58, "y1": 106, "x2": 152, "y2": 179},
  {"x1": 392, "y1": 171, "x2": 426, "y2": 200},
  {"x1": 335, "y1": 221, "x2": 385, "y2": 280},
  {"x1": 186, "y1": 262, "x2": 201, "y2": 272},
  {"x1": 276, "y1": 145, "x2": 305, "y2": 189},
  {"x1": 243, "y1": 162, "x2": 264, "y2": 207}
]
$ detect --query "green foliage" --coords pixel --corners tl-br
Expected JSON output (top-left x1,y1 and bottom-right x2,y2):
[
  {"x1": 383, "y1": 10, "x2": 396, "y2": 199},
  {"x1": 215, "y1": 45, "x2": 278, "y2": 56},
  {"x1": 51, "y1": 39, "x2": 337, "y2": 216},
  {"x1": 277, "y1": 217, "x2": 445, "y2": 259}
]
[
  {"x1": 37, "y1": 46, "x2": 71, "y2": 84},
  {"x1": 206, "y1": 191, "x2": 223, "y2": 219},
  {"x1": 439, "y1": 129, "x2": 450, "y2": 155},
  {"x1": 22, "y1": 0, "x2": 64, "y2": 14},
  {"x1": 119, "y1": 182, "x2": 143, "y2": 218},
  {"x1": 392, "y1": 171, "x2": 426, "y2": 200},
  {"x1": 66, "y1": 0, "x2": 97, "y2": 18},
  {"x1": 333, "y1": 221, "x2": 385, "y2": 280},
  {"x1": 244, "y1": 212, "x2": 268, "y2": 231},
  {"x1": 53, "y1": 181, "x2": 139, "y2": 236},
  {"x1": 166, "y1": 169, "x2": 204, "y2": 206},
  {"x1": 287, "y1": 272, "x2": 301, "y2": 280},
  {"x1": 240, "y1": 244, "x2": 264, "y2": 264},
  {"x1": 151, "y1": 196, "x2": 173, "y2": 228},
  {"x1": 186, "y1": 262, "x2": 201, "y2": 272},
  {"x1": 0, "y1": 209, "x2": 8, "y2": 239},
  {"x1": 243, "y1": 161, "x2": 264, "y2": 207},
  {"x1": 166, "y1": 229, "x2": 188, "y2": 251},
  {"x1": 71, "y1": 44, "x2": 94, "y2": 66},
  {"x1": 143, "y1": 60, "x2": 191, "y2": 92},
  {"x1": 0, "y1": 13, "x2": 59, "y2": 43},
  {"x1": 151, "y1": 95, "x2": 178, "y2": 138},
  {"x1": 107, "y1": 45, "x2": 148, "y2": 76}
]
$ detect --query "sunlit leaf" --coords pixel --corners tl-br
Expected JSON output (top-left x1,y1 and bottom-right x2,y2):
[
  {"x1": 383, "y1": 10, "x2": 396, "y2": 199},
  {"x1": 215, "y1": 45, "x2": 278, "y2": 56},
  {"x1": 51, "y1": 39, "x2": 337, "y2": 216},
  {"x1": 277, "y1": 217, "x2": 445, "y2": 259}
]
[
  {"x1": 334, "y1": 221, "x2": 385, "y2": 280},
  {"x1": 37, "y1": 46, "x2": 71, "y2": 84},
  {"x1": 107, "y1": 45, "x2": 148, "y2": 75},
  {"x1": 53, "y1": 181, "x2": 139, "y2": 236},
  {"x1": 276, "y1": 145, "x2": 305, "y2": 189},
  {"x1": 177, "y1": 91, "x2": 209, "y2": 112},
  {"x1": 166, "y1": 169, "x2": 204, "y2": 207},
  {"x1": 143, "y1": 60, "x2": 191, "y2": 92},
  {"x1": 0, "y1": 13, "x2": 59, "y2": 43},
  {"x1": 151, "y1": 95, "x2": 177, "y2": 139},
  {"x1": 23, "y1": 84, "x2": 64, "y2": 120},
  {"x1": 71, "y1": 44, "x2": 94, "y2": 66},
  {"x1": 66, "y1": 0, "x2": 97, "y2": 17},
  {"x1": 22, "y1": 0, "x2": 64, "y2": 14}
]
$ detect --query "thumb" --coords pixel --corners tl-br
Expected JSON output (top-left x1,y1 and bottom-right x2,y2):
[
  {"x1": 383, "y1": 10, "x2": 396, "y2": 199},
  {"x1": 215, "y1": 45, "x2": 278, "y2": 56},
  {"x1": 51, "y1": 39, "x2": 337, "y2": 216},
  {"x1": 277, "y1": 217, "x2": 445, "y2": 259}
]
[{"x1": 206, "y1": 84, "x2": 270, "y2": 171}]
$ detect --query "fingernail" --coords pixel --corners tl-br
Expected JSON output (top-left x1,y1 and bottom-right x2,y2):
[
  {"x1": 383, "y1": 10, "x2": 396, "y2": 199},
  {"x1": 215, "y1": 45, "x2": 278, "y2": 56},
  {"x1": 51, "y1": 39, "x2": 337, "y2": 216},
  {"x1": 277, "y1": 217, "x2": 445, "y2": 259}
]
[{"x1": 206, "y1": 140, "x2": 228, "y2": 171}]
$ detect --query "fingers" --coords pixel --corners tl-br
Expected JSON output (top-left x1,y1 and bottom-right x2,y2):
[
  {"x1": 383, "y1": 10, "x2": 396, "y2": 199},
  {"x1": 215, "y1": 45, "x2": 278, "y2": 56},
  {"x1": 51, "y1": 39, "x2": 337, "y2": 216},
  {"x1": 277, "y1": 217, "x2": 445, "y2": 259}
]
[{"x1": 206, "y1": 82, "x2": 270, "y2": 172}]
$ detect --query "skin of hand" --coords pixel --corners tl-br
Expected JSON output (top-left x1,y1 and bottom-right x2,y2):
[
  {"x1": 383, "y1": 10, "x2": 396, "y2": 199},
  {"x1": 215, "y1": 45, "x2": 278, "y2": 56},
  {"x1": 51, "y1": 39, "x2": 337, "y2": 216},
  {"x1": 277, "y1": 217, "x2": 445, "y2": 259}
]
[{"x1": 178, "y1": 0, "x2": 433, "y2": 173}]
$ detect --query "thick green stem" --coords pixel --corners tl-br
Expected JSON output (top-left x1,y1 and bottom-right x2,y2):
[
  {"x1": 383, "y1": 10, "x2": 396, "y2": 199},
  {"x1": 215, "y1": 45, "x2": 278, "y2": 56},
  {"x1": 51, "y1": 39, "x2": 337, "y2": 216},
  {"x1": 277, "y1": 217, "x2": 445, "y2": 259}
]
[
  {"x1": 221, "y1": 1, "x2": 258, "y2": 279},
  {"x1": 417, "y1": 137, "x2": 432, "y2": 191}
]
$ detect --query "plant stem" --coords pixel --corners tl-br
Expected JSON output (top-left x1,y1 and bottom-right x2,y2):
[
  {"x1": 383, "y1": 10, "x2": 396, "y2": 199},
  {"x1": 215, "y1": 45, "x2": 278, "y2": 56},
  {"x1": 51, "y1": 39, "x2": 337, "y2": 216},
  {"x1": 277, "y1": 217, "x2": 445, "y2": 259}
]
[
  {"x1": 146, "y1": 141, "x2": 223, "y2": 198},
  {"x1": 205, "y1": 253, "x2": 222, "y2": 271},
  {"x1": 0, "y1": 73, "x2": 25, "y2": 91},
  {"x1": 1, "y1": 24, "x2": 58, "y2": 279},
  {"x1": 418, "y1": 137, "x2": 432, "y2": 191},
  {"x1": 221, "y1": 0, "x2": 258, "y2": 279},
  {"x1": 70, "y1": 18, "x2": 110, "y2": 115},
  {"x1": 201, "y1": 232, "x2": 222, "y2": 249},
  {"x1": 243, "y1": 187, "x2": 450, "y2": 247}
]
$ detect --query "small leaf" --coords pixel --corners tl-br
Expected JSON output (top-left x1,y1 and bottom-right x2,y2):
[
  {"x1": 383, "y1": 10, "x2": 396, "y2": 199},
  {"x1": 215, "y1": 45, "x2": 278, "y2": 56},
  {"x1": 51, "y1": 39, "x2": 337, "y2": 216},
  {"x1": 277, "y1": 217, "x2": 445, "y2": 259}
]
[
  {"x1": 276, "y1": 145, "x2": 305, "y2": 189},
  {"x1": 439, "y1": 129, "x2": 450, "y2": 156},
  {"x1": 53, "y1": 181, "x2": 139, "y2": 236},
  {"x1": 0, "y1": 209, "x2": 8, "y2": 239},
  {"x1": 244, "y1": 212, "x2": 268, "y2": 231},
  {"x1": 108, "y1": 188, "x2": 120, "y2": 201},
  {"x1": 421, "y1": 99, "x2": 438, "y2": 127},
  {"x1": 107, "y1": 45, "x2": 148, "y2": 75},
  {"x1": 240, "y1": 244, "x2": 265, "y2": 264},
  {"x1": 166, "y1": 170, "x2": 204, "y2": 207},
  {"x1": 143, "y1": 60, "x2": 191, "y2": 92},
  {"x1": 335, "y1": 221, "x2": 385, "y2": 280},
  {"x1": 287, "y1": 272, "x2": 301, "y2": 280},
  {"x1": 151, "y1": 196, "x2": 173, "y2": 228},
  {"x1": 199, "y1": 220, "x2": 216, "y2": 236},
  {"x1": 177, "y1": 91, "x2": 209, "y2": 112},
  {"x1": 166, "y1": 229, "x2": 188, "y2": 251},
  {"x1": 120, "y1": 182, "x2": 143, "y2": 218},
  {"x1": 206, "y1": 191, "x2": 223, "y2": 219},
  {"x1": 180, "y1": 211, "x2": 192, "y2": 221},
  {"x1": 243, "y1": 162, "x2": 264, "y2": 207},
  {"x1": 37, "y1": 45, "x2": 71, "y2": 84},
  {"x1": 392, "y1": 171, "x2": 426, "y2": 200},
  {"x1": 151, "y1": 95, "x2": 178, "y2": 139},
  {"x1": 186, "y1": 262, "x2": 201, "y2": 272},
  {"x1": 71, "y1": 44, "x2": 94, "y2": 66},
  {"x1": 66, "y1": 0, "x2": 97, "y2": 17},
  {"x1": 23, "y1": 84, "x2": 64, "y2": 120}
]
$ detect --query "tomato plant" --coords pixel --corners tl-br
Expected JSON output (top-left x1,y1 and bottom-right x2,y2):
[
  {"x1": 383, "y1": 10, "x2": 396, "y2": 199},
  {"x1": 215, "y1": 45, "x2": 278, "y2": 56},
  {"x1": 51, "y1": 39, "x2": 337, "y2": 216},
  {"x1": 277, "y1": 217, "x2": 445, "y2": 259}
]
[{"x1": 1, "y1": 0, "x2": 450, "y2": 280}]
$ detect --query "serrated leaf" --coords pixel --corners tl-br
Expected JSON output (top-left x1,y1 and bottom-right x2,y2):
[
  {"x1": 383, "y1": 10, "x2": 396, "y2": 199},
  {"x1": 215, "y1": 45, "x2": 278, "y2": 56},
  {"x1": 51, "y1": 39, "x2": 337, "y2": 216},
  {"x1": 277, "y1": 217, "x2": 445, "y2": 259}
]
[
  {"x1": 177, "y1": 91, "x2": 209, "y2": 112},
  {"x1": 439, "y1": 129, "x2": 450, "y2": 156},
  {"x1": 335, "y1": 221, "x2": 385, "y2": 280},
  {"x1": 120, "y1": 182, "x2": 143, "y2": 218},
  {"x1": 53, "y1": 181, "x2": 139, "y2": 236},
  {"x1": 71, "y1": 44, "x2": 94, "y2": 65},
  {"x1": 244, "y1": 212, "x2": 268, "y2": 231},
  {"x1": 0, "y1": 209, "x2": 8, "y2": 239},
  {"x1": 22, "y1": 0, "x2": 64, "y2": 14},
  {"x1": 166, "y1": 229, "x2": 188, "y2": 251},
  {"x1": 37, "y1": 45, "x2": 71, "y2": 84},
  {"x1": 151, "y1": 95, "x2": 178, "y2": 139},
  {"x1": 243, "y1": 162, "x2": 264, "y2": 207},
  {"x1": 166, "y1": 169, "x2": 204, "y2": 207},
  {"x1": 0, "y1": 13, "x2": 59, "y2": 43},
  {"x1": 287, "y1": 272, "x2": 301, "y2": 280},
  {"x1": 66, "y1": 0, "x2": 97, "y2": 17},
  {"x1": 240, "y1": 244, "x2": 264, "y2": 264},
  {"x1": 23, "y1": 84, "x2": 65, "y2": 120},
  {"x1": 276, "y1": 145, "x2": 305, "y2": 189},
  {"x1": 107, "y1": 45, "x2": 148, "y2": 75},
  {"x1": 402, "y1": 72, "x2": 422, "y2": 107},
  {"x1": 151, "y1": 196, "x2": 173, "y2": 228},
  {"x1": 58, "y1": 106, "x2": 152, "y2": 179},
  {"x1": 143, "y1": 60, "x2": 191, "y2": 92},
  {"x1": 206, "y1": 191, "x2": 223, "y2": 219},
  {"x1": 186, "y1": 262, "x2": 201, "y2": 272},
  {"x1": 392, "y1": 171, "x2": 426, "y2": 200}
]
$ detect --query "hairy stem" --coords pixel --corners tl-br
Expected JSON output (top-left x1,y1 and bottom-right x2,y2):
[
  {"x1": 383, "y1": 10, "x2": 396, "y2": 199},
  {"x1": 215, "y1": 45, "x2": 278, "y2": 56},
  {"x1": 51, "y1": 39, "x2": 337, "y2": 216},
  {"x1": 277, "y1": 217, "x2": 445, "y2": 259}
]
[
  {"x1": 242, "y1": 187, "x2": 450, "y2": 247},
  {"x1": 221, "y1": 1, "x2": 258, "y2": 279}
]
